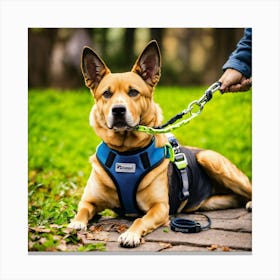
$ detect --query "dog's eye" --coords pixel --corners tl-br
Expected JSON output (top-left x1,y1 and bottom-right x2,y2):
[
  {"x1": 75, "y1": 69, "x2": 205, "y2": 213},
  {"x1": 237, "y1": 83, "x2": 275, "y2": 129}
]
[
  {"x1": 128, "y1": 88, "x2": 139, "y2": 97},
  {"x1": 103, "y1": 90, "x2": 113, "y2": 99}
]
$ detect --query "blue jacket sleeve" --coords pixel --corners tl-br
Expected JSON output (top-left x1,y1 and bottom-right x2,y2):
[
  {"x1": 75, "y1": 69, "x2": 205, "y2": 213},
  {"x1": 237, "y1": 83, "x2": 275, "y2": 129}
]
[{"x1": 222, "y1": 28, "x2": 252, "y2": 78}]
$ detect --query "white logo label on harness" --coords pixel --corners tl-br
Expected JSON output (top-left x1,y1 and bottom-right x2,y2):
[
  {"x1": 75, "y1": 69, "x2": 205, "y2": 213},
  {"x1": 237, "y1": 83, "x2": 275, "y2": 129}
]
[{"x1": 115, "y1": 163, "x2": 136, "y2": 173}]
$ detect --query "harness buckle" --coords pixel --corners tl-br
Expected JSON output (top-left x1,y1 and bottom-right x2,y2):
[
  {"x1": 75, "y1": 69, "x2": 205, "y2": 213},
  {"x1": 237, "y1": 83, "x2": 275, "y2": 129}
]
[
  {"x1": 174, "y1": 152, "x2": 188, "y2": 170},
  {"x1": 164, "y1": 143, "x2": 175, "y2": 162}
]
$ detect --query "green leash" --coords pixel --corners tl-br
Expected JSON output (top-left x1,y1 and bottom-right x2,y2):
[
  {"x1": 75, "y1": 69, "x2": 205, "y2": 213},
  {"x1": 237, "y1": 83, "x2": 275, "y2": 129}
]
[{"x1": 135, "y1": 82, "x2": 221, "y2": 134}]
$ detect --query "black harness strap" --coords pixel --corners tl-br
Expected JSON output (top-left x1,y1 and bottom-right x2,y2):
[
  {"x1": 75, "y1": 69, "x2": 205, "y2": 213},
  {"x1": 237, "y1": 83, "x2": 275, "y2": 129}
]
[
  {"x1": 105, "y1": 151, "x2": 116, "y2": 168},
  {"x1": 168, "y1": 135, "x2": 190, "y2": 201}
]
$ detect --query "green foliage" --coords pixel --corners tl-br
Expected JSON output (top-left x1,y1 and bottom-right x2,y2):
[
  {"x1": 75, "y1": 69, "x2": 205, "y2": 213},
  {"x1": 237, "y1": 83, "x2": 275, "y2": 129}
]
[
  {"x1": 28, "y1": 87, "x2": 251, "y2": 251},
  {"x1": 77, "y1": 243, "x2": 106, "y2": 252},
  {"x1": 163, "y1": 227, "x2": 170, "y2": 233},
  {"x1": 29, "y1": 89, "x2": 95, "y2": 226}
]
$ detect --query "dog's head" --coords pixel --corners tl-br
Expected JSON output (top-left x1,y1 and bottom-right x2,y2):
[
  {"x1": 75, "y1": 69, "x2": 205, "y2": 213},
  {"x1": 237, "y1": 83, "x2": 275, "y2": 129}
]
[{"x1": 81, "y1": 41, "x2": 162, "y2": 141}]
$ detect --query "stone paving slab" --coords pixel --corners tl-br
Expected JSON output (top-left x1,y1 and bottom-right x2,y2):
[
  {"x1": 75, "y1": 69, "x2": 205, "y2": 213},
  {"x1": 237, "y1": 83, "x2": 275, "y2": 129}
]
[
  {"x1": 78, "y1": 208, "x2": 252, "y2": 253},
  {"x1": 146, "y1": 229, "x2": 251, "y2": 250}
]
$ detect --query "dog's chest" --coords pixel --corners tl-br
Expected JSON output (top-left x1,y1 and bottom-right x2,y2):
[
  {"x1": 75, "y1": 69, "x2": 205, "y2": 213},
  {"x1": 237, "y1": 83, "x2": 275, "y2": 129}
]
[{"x1": 95, "y1": 140, "x2": 166, "y2": 215}]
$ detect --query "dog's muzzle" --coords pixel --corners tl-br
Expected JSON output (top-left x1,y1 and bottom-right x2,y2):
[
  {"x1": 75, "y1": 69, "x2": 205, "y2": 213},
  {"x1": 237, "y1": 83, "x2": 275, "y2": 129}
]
[{"x1": 109, "y1": 105, "x2": 134, "y2": 130}]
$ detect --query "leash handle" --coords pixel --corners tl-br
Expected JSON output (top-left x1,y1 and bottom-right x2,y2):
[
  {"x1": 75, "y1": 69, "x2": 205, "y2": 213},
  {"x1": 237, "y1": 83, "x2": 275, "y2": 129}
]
[{"x1": 170, "y1": 213, "x2": 211, "y2": 233}]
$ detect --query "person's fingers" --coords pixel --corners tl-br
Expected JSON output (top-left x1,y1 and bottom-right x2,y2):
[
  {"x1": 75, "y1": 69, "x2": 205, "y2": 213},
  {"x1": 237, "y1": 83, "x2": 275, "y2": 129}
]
[
  {"x1": 219, "y1": 69, "x2": 243, "y2": 93},
  {"x1": 228, "y1": 84, "x2": 242, "y2": 92},
  {"x1": 241, "y1": 77, "x2": 252, "y2": 89},
  {"x1": 219, "y1": 77, "x2": 233, "y2": 93},
  {"x1": 228, "y1": 78, "x2": 252, "y2": 92},
  {"x1": 219, "y1": 81, "x2": 227, "y2": 93},
  {"x1": 220, "y1": 86, "x2": 228, "y2": 93}
]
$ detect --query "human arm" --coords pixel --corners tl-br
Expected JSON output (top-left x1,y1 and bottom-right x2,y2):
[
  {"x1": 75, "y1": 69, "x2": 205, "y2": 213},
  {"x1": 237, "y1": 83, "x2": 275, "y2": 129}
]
[{"x1": 219, "y1": 28, "x2": 252, "y2": 93}]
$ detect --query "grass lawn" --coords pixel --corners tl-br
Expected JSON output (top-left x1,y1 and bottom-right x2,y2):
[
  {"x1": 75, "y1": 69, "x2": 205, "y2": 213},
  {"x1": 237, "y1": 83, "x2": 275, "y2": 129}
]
[{"x1": 28, "y1": 86, "x2": 252, "y2": 251}]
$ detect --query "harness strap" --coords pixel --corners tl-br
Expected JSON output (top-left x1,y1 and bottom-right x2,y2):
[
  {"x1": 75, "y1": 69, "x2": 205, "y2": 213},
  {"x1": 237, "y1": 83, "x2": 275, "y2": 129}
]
[{"x1": 167, "y1": 134, "x2": 190, "y2": 201}]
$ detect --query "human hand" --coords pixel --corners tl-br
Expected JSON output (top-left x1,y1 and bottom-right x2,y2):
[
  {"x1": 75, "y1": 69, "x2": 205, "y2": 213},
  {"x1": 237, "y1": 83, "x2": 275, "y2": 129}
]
[{"x1": 219, "y1": 68, "x2": 252, "y2": 93}]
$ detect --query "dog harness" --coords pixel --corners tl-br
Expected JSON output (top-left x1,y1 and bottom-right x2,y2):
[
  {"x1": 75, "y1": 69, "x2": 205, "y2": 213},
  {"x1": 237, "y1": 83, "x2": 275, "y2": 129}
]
[
  {"x1": 96, "y1": 138, "x2": 166, "y2": 215},
  {"x1": 96, "y1": 137, "x2": 212, "y2": 216}
]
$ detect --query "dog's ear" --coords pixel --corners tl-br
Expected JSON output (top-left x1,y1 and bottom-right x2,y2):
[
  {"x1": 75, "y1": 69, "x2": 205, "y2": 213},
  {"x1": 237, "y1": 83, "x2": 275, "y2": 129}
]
[
  {"x1": 81, "y1": 46, "x2": 111, "y2": 90},
  {"x1": 131, "y1": 40, "x2": 161, "y2": 87}
]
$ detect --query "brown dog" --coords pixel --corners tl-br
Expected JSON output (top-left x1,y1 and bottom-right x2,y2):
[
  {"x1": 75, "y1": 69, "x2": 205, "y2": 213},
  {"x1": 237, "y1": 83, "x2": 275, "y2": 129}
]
[{"x1": 68, "y1": 40, "x2": 252, "y2": 248}]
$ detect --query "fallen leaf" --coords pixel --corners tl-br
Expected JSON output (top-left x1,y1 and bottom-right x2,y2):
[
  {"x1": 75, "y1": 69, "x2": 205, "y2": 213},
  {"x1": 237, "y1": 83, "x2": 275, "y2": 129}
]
[
  {"x1": 39, "y1": 237, "x2": 47, "y2": 244},
  {"x1": 90, "y1": 222, "x2": 128, "y2": 233},
  {"x1": 207, "y1": 244, "x2": 218, "y2": 251},
  {"x1": 89, "y1": 225, "x2": 104, "y2": 233},
  {"x1": 115, "y1": 224, "x2": 128, "y2": 233},
  {"x1": 162, "y1": 227, "x2": 169, "y2": 233},
  {"x1": 221, "y1": 246, "x2": 231, "y2": 252},
  {"x1": 56, "y1": 240, "x2": 68, "y2": 251},
  {"x1": 29, "y1": 226, "x2": 51, "y2": 233},
  {"x1": 29, "y1": 233, "x2": 39, "y2": 241},
  {"x1": 79, "y1": 232, "x2": 109, "y2": 243},
  {"x1": 45, "y1": 247, "x2": 57, "y2": 252},
  {"x1": 28, "y1": 241, "x2": 34, "y2": 249},
  {"x1": 50, "y1": 224, "x2": 64, "y2": 229},
  {"x1": 159, "y1": 242, "x2": 172, "y2": 249},
  {"x1": 53, "y1": 235, "x2": 62, "y2": 241}
]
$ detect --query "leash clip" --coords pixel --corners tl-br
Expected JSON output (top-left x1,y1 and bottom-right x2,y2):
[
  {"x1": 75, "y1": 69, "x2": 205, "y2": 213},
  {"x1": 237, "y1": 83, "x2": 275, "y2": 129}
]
[
  {"x1": 204, "y1": 81, "x2": 222, "y2": 101},
  {"x1": 174, "y1": 153, "x2": 188, "y2": 170}
]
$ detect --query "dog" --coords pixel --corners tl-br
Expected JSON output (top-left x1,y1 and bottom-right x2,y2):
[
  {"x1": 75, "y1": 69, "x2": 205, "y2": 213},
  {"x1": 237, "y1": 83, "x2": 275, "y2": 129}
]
[{"x1": 68, "y1": 40, "x2": 252, "y2": 248}]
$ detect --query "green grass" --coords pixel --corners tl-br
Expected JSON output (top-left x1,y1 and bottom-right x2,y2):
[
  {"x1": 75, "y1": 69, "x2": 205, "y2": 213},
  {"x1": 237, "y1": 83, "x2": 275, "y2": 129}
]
[{"x1": 28, "y1": 86, "x2": 252, "y2": 251}]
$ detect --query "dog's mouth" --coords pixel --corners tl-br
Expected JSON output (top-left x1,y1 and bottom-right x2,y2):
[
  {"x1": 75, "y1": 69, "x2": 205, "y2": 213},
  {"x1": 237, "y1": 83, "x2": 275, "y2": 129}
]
[{"x1": 108, "y1": 120, "x2": 136, "y2": 132}]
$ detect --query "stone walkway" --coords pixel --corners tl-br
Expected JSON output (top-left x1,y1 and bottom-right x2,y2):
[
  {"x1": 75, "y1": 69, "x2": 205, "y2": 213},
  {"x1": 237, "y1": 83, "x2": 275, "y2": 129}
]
[{"x1": 77, "y1": 208, "x2": 252, "y2": 253}]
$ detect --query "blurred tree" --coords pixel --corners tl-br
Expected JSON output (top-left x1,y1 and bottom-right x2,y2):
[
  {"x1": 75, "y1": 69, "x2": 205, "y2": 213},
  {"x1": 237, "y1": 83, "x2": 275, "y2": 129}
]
[
  {"x1": 123, "y1": 28, "x2": 136, "y2": 65},
  {"x1": 49, "y1": 28, "x2": 92, "y2": 88},
  {"x1": 202, "y1": 28, "x2": 244, "y2": 84},
  {"x1": 28, "y1": 28, "x2": 245, "y2": 89},
  {"x1": 150, "y1": 28, "x2": 164, "y2": 47},
  {"x1": 28, "y1": 28, "x2": 57, "y2": 88}
]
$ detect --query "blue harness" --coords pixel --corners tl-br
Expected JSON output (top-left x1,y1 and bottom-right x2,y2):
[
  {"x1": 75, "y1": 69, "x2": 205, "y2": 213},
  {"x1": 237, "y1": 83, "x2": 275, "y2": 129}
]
[
  {"x1": 96, "y1": 139, "x2": 167, "y2": 215},
  {"x1": 96, "y1": 138, "x2": 212, "y2": 216}
]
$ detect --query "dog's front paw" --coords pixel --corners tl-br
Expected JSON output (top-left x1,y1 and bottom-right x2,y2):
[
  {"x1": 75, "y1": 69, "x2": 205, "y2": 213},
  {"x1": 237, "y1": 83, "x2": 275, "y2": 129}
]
[
  {"x1": 118, "y1": 231, "x2": 141, "y2": 248},
  {"x1": 68, "y1": 220, "x2": 87, "y2": 231}
]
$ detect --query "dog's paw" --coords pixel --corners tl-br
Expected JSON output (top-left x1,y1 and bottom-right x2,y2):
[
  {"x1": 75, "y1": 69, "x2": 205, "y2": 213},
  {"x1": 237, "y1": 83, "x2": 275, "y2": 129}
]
[
  {"x1": 246, "y1": 201, "x2": 252, "y2": 212},
  {"x1": 118, "y1": 231, "x2": 141, "y2": 248},
  {"x1": 68, "y1": 220, "x2": 87, "y2": 231}
]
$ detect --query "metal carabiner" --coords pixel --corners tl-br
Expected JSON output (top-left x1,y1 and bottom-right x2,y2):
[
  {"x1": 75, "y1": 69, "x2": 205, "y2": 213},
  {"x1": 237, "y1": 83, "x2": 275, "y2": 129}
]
[
  {"x1": 204, "y1": 81, "x2": 221, "y2": 101},
  {"x1": 208, "y1": 81, "x2": 222, "y2": 94},
  {"x1": 188, "y1": 100, "x2": 204, "y2": 116}
]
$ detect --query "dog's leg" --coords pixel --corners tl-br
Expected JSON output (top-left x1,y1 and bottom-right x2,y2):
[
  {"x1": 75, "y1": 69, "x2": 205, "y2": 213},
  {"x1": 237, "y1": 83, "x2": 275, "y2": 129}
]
[
  {"x1": 118, "y1": 202, "x2": 169, "y2": 247},
  {"x1": 68, "y1": 200, "x2": 96, "y2": 230},
  {"x1": 196, "y1": 150, "x2": 252, "y2": 209},
  {"x1": 117, "y1": 162, "x2": 170, "y2": 248},
  {"x1": 200, "y1": 194, "x2": 244, "y2": 210}
]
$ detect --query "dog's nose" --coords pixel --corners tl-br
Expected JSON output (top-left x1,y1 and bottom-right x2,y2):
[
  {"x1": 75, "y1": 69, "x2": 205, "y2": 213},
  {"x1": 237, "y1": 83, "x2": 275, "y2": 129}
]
[{"x1": 112, "y1": 105, "x2": 126, "y2": 117}]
